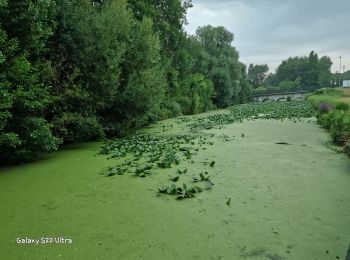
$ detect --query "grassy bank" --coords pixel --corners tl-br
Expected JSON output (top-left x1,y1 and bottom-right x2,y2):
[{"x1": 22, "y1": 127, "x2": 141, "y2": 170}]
[
  {"x1": 308, "y1": 88, "x2": 350, "y2": 156},
  {"x1": 308, "y1": 88, "x2": 350, "y2": 108}
]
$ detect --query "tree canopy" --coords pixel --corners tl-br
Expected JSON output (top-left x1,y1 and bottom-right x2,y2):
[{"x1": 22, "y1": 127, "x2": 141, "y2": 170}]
[{"x1": 252, "y1": 51, "x2": 333, "y2": 95}]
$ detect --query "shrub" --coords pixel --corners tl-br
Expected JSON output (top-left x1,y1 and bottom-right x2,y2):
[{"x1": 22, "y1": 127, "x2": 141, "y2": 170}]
[
  {"x1": 52, "y1": 113, "x2": 104, "y2": 143},
  {"x1": 329, "y1": 111, "x2": 350, "y2": 145},
  {"x1": 317, "y1": 111, "x2": 334, "y2": 129},
  {"x1": 0, "y1": 117, "x2": 60, "y2": 164},
  {"x1": 158, "y1": 100, "x2": 183, "y2": 120}
]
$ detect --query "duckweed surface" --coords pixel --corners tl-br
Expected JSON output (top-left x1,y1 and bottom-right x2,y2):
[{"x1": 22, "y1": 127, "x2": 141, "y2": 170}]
[{"x1": 1, "y1": 104, "x2": 349, "y2": 260}]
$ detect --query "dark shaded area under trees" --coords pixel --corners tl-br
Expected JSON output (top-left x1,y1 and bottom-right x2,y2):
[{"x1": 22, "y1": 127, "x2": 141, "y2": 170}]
[{"x1": 0, "y1": 0, "x2": 251, "y2": 164}]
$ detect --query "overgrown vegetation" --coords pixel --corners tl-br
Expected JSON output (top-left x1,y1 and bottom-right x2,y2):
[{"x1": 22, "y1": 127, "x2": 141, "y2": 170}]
[
  {"x1": 308, "y1": 88, "x2": 350, "y2": 156},
  {"x1": 0, "y1": 0, "x2": 251, "y2": 165}
]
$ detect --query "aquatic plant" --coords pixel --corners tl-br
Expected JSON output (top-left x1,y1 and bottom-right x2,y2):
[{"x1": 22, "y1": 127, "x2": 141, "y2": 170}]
[
  {"x1": 105, "y1": 166, "x2": 126, "y2": 177},
  {"x1": 157, "y1": 183, "x2": 203, "y2": 200},
  {"x1": 177, "y1": 169, "x2": 188, "y2": 174},
  {"x1": 169, "y1": 176, "x2": 180, "y2": 182}
]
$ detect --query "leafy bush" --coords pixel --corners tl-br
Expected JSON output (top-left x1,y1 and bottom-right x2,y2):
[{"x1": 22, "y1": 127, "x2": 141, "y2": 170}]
[
  {"x1": 160, "y1": 100, "x2": 183, "y2": 119},
  {"x1": 317, "y1": 110, "x2": 335, "y2": 129},
  {"x1": 329, "y1": 111, "x2": 350, "y2": 145},
  {"x1": 318, "y1": 109, "x2": 350, "y2": 146},
  {"x1": 52, "y1": 113, "x2": 104, "y2": 143}
]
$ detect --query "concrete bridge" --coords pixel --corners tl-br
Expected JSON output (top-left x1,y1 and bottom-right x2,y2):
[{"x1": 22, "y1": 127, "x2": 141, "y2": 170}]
[{"x1": 253, "y1": 91, "x2": 308, "y2": 102}]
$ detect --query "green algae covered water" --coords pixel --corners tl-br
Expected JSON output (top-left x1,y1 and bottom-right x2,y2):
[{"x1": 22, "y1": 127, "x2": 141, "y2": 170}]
[{"x1": 0, "y1": 113, "x2": 350, "y2": 260}]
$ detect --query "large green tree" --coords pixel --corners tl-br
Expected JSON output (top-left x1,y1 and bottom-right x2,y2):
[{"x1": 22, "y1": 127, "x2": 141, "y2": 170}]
[{"x1": 194, "y1": 25, "x2": 250, "y2": 107}]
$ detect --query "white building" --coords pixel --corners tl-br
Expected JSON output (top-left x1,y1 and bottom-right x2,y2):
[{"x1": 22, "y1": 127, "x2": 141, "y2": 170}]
[{"x1": 343, "y1": 80, "x2": 350, "y2": 88}]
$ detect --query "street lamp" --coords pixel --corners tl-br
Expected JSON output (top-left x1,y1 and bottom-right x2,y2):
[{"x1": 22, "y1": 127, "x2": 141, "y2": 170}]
[{"x1": 339, "y1": 56, "x2": 342, "y2": 87}]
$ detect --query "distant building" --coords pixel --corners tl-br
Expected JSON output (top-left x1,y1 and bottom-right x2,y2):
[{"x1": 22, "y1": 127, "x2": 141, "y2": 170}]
[{"x1": 343, "y1": 80, "x2": 350, "y2": 88}]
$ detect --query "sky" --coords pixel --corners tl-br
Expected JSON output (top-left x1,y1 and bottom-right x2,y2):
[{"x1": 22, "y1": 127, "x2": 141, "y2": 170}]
[{"x1": 185, "y1": 0, "x2": 350, "y2": 73}]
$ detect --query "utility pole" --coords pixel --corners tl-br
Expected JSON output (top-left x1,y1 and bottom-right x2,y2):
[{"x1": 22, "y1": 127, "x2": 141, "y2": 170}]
[{"x1": 339, "y1": 56, "x2": 342, "y2": 87}]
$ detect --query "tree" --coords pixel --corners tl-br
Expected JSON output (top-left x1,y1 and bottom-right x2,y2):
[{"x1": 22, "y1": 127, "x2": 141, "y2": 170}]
[
  {"x1": 248, "y1": 64, "x2": 269, "y2": 87},
  {"x1": 194, "y1": 25, "x2": 248, "y2": 107},
  {"x1": 319, "y1": 56, "x2": 332, "y2": 87},
  {"x1": 127, "y1": 0, "x2": 193, "y2": 104},
  {"x1": 304, "y1": 50, "x2": 319, "y2": 88},
  {"x1": 272, "y1": 51, "x2": 332, "y2": 91},
  {"x1": 108, "y1": 17, "x2": 167, "y2": 131},
  {"x1": 49, "y1": 0, "x2": 133, "y2": 140}
]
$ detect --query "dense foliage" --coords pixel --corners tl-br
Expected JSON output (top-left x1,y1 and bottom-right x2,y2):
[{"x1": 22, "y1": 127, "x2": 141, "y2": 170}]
[
  {"x1": 0, "y1": 0, "x2": 251, "y2": 164},
  {"x1": 0, "y1": 0, "x2": 60, "y2": 164}
]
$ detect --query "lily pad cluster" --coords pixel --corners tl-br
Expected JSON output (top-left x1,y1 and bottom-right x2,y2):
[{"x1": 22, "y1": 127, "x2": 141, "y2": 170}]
[
  {"x1": 187, "y1": 102, "x2": 316, "y2": 130},
  {"x1": 219, "y1": 101, "x2": 314, "y2": 123},
  {"x1": 158, "y1": 169, "x2": 214, "y2": 200},
  {"x1": 100, "y1": 134, "x2": 210, "y2": 177},
  {"x1": 158, "y1": 183, "x2": 203, "y2": 200},
  {"x1": 100, "y1": 134, "x2": 217, "y2": 200}
]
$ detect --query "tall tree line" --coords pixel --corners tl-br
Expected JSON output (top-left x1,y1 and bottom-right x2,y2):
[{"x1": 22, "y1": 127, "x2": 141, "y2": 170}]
[
  {"x1": 0, "y1": 0, "x2": 251, "y2": 164},
  {"x1": 250, "y1": 51, "x2": 333, "y2": 94}
]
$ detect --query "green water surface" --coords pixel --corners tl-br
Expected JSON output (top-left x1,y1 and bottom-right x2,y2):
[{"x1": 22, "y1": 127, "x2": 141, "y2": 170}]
[{"x1": 0, "y1": 115, "x2": 349, "y2": 260}]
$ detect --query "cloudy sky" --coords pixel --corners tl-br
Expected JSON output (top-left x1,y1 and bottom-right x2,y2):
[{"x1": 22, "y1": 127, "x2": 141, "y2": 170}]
[{"x1": 185, "y1": 0, "x2": 350, "y2": 73}]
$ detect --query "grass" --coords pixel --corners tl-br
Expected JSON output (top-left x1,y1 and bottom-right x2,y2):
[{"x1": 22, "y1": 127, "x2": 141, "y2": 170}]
[{"x1": 308, "y1": 88, "x2": 350, "y2": 109}]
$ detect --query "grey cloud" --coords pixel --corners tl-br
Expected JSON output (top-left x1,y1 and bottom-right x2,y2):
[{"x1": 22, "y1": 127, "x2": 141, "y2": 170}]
[{"x1": 185, "y1": 0, "x2": 350, "y2": 72}]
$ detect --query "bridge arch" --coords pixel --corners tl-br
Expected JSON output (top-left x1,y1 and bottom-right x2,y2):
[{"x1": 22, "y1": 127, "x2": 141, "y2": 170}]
[{"x1": 253, "y1": 91, "x2": 308, "y2": 102}]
